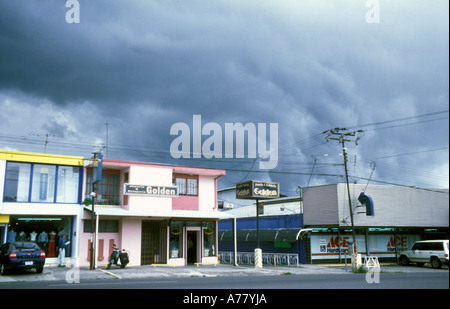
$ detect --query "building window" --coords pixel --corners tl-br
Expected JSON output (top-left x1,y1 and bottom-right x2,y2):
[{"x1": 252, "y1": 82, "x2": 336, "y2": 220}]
[
  {"x1": 174, "y1": 178, "x2": 198, "y2": 196},
  {"x1": 3, "y1": 162, "x2": 31, "y2": 202},
  {"x1": 169, "y1": 221, "x2": 183, "y2": 258},
  {"x1": 3, "y1": 162, "x2": 81, "y2": 204},
  {"x1": 203, "y1": 221, "x2": 216, "y2": 257},
  {"x1": 187, "y1": 179, "x2": 198, "y2": 196},
  {"x1": 175, "y1": 178, "x2": 186, "y2": 195},
  {"x1": 8, "y1": 216, "x2": 73, "y2": 258},
  {"x1": 57, "y1": 166, "x2": 81, "y2": 203},
  {"x1": 83, "y1": 220, "x2": 119, "y2": 233},
  {"x1": 86, "y1": 171, "x2": 120, "y2": 205},
  {"x1": 31, "y1": 165, "x2": 56, "y2": 203}
]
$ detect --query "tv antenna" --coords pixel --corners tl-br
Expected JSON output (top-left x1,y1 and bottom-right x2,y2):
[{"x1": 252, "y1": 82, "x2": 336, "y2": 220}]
[{"x1": 29, "y1": 131, "x2": 64, "y2": 153}]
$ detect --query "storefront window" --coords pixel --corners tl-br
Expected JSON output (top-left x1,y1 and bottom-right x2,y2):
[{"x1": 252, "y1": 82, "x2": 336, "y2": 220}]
[
  {"x1": 31, "y1": 165, "x2": 56, "y2": 202},
  {"x1": 169, "y1": 221, "x2": 183, "y2": 258},
  {"x1": 3, "y1": 162, "x2": 81, "y2": 204},
  {"x1": 57, "y1": 166, "x2": 80, "y2": 203},
  {"x1": 8, "y1": 216, "x2": 73, "y2": 258},
  {"x1": 3, "y1": 162, "x2": 31, "y2": 202},
  {"x1": 203, "y1": 221, "x2": 216, "y2": 257}
]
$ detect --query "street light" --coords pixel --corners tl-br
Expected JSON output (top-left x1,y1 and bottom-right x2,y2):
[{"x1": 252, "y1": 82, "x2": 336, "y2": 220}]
[{"x1": 89, "y1": 190, "x2": 96, "y2": 270}]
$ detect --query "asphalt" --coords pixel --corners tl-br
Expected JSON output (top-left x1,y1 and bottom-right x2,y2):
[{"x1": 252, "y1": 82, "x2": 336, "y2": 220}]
[{"x1": 1, "y1": 262, "x2": 448, "y2": 283}]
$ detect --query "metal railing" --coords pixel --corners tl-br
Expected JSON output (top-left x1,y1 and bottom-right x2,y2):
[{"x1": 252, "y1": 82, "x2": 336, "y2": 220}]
[{"x1": 219, "y1": 251, "x2": 299, "y2": 267}]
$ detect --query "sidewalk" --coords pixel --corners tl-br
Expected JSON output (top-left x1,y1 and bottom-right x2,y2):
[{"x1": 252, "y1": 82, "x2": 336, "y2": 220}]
[{"x1": 1, "y1": 262, "x2": 448, "y2": 283}]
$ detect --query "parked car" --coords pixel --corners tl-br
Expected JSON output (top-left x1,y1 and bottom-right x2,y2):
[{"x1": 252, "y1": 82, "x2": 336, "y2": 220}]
[
  {"x1": 399, "y1": 240, "x2": 449, "y2": 269},
  {"x1": 0, "y1": 242, "x2": 46, "y2": 275}
]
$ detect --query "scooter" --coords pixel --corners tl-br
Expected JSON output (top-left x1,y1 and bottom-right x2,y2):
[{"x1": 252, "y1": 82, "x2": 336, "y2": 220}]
[{"x1": 106, "y1": 244, "x2": 129, "y2": 269}]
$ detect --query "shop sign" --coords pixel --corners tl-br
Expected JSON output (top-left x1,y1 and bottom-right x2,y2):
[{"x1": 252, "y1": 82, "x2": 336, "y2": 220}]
[
  {"x1": 92, "y1": 154, "x2": 103, "y2": 184},
  {"x1": 236, "y1": 181, "x2": 279, "y2": 200},
  {"x1": 124, "y1": 184, "x2": 179, "y2": 197},
  {"x1": 39, "y1": 167, "x2": 49, "y2": 201},
  {"x1": 386, "y1": 236, "x2": 408, "y2": 252},
  {"x1": 319, "y1": 239, "x2": 327, "y2": 253},
  {"x1": 326, "y1": 236, "x2": 351, "y2": 253},
  {"x1": 0, "y1": 215, "x2": 10, "y2": 223}
]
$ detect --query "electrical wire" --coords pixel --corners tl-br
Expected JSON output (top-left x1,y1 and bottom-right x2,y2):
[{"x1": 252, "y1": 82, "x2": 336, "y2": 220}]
[{"x1": 347, "y1": 110, "x2": 449, "y2": 131}]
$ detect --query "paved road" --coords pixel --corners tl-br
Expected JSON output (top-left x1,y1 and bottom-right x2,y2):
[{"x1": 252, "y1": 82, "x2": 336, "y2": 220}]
[
  {"x1": 1, "y1": 264, "x2": 447, "y2": 306},
  {"x1": 2, "y1": 270, "x2": 448, "y2": 289}
]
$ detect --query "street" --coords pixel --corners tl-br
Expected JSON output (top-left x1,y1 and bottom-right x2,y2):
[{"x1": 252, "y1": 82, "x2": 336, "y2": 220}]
[{"x1": 2, "y1": 271, "x2": 448, "y2": 290}]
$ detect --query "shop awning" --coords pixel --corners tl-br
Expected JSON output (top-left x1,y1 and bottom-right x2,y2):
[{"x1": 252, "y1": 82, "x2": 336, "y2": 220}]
[
  {"x1": 218, "y1": 228, "x2": 312, "y2": 242},
  {"x1": 83, "y1": 206, "x2": 235, "y2": 220}
]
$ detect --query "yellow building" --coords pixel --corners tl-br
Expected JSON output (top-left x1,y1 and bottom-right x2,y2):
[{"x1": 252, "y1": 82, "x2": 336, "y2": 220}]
[{"x1": 0, "y1": 150, "x2": 84, "y2": 266}]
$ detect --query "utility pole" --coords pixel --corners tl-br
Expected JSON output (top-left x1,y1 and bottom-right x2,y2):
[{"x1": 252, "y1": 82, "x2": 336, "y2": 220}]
[
  {"x1": 90, "y1": 152, "x2": 103, "y2": 270},
  {"x1": 325, "y1": 128, "x2": 363, "y2": 253}
]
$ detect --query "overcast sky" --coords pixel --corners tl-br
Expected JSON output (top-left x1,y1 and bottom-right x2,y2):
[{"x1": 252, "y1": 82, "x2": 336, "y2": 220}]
[{"x1": 0, "y1": 0, "x2": 448, "y2": 195}]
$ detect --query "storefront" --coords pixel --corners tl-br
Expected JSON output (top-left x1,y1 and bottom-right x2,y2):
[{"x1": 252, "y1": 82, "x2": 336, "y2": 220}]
[
  {"x1": 79, "y1": 158, "x2": 230, "y2": 268},
  {"x1": 303, "y1": 183, "x2": 449, "y2": 263},
  {"x1": 0, "y1": 150, "x2": 85, "y2": 266},
  {"x1": 168, "y1": 220, "x2": 217, "y2": 265},
  {"x1": 309, "y1": 228, "x2": 423, "y2": 263},
  {"x1": 79, "y1": 207, "x2": 230, "y2": 268},
  {"x1": 6, "y1": 215, "x2": 74, "y2": 259}
]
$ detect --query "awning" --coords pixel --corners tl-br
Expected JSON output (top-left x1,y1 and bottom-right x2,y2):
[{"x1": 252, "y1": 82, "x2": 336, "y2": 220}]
[
  {"x1": 218, "y1": 228, "x2": 312, "y2": 242},
  {"x1": 83, "y1": 206, "x2": 235, "y2": 220}
]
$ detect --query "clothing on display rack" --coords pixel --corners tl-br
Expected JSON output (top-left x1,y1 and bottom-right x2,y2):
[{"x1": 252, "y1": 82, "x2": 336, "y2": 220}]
[
  {"x1": 7, "y1": 229, "x2": 17, "y2": 242},
  {"x1": 17, "y1": 231, "x2": 27, "y2": 241},
  {"x1": 48, "y1": 231, "x2": 56, "y2": 257},
  {"x1": 38, "y1": 231, "x2": 49, "y2": 250},
  {"x1": 30, "y1": 231, "x2": 38, "y2": 242}
]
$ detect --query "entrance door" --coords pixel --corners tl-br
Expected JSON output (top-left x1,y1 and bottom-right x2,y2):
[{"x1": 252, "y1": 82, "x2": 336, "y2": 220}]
[
  {"x1": 187, "y1": 231, "x2": 199, "y2": 264},
  {"x1": 141, "y1": 221, "x2": 164, "y2": 265}
]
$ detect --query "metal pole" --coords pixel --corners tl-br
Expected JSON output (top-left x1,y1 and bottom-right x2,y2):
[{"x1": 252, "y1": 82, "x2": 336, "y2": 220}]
[
  {"x1": 256, "y1": 198, "x2": 260, "y2": 249},
  {"x1": 90, "y1": 184, "x2": 95, "y2": 270},
  {"x1": 89, "y1": 152, "x2": 99, "y2": 270},
  {"x1": 233, "y1": 217, "x2": 238, "y2": 266}
]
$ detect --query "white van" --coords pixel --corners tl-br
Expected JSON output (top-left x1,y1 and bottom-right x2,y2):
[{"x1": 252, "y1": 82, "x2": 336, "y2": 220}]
[{"x1": 399, "y1": 240, "x2": 449, "y2": 269}]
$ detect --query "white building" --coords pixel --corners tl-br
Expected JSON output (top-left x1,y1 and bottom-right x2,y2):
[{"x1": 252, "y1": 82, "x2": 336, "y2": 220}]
[{"x1": 303, "y1": 183, "x2": 449, "y2": 263}]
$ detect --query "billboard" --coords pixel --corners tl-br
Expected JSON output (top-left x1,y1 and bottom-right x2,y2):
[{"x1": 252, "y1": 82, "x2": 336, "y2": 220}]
[{"x1": 236, "y1": 181, "x2": 279, "y2": 200}]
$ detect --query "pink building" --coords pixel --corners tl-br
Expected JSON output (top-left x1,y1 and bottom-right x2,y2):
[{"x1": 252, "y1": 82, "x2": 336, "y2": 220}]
[{"x1": 80, "y1": 159, "x2": 229, "y2": 267}]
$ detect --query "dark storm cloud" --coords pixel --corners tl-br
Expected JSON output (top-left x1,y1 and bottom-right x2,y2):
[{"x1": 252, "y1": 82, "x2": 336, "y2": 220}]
[{"x1": 0, "y1": 0, "x2": 448, "y2": 190}]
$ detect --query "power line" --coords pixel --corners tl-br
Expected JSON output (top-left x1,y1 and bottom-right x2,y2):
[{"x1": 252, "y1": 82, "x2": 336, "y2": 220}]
[
  {"x1": 369, "y1": 147, "x2": 449, "y2": 160},
  {"x1": 347, "y1": 110, "x2": 449, "y2": 130}
]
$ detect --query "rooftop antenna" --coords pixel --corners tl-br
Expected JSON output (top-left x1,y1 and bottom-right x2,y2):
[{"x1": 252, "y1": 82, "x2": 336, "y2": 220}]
[
  {"x1": 105, "y1": 122, "x2": 109, "y2": 159},
  {"x1": 29, "y1": 131, "x2": 63, "y2": 153}
]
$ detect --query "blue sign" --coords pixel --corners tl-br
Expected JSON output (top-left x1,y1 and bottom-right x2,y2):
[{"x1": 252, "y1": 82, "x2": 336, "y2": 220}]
[
  {"x1": 93, "y1": 154, "x2": 103, "y2": 184},
  {"x1": 39, "y1": 173, "x2": 49, "y2": 201}
]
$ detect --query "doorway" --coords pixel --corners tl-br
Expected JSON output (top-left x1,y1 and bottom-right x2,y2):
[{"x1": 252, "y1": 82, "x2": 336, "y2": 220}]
[
  {"x1": 187, "y1": 231, "x2": 199, "y2": 264},
  {"x1": 141, "y1": 220, "x2": 167, "y2": 265}
]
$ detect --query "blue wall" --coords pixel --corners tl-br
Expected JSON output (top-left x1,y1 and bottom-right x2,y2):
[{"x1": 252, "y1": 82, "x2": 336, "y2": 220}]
[{"x1": 218, "y1": 214, "x2": 303, "y2": 230}]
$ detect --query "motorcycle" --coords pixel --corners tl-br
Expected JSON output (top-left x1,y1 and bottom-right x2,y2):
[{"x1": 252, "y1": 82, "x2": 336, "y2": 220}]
[{"x1": 106, "y1": 244, "x2": 129, "y2": 269}]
